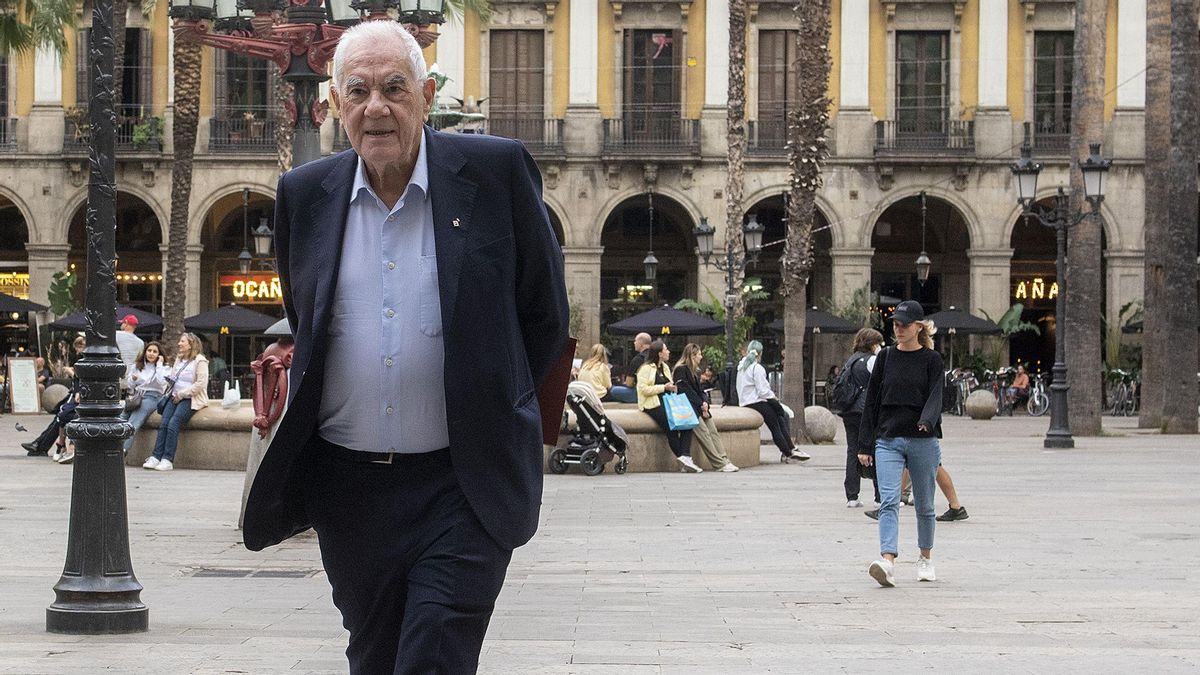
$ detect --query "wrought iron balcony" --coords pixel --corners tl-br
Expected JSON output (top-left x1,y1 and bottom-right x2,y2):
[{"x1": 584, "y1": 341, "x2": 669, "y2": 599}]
[
  {"x1": 0, "y1": 118, "x2": 15, "y2": 150},
  {"x1": 208, "y1": 109, "x2": 277, "y2": 154},
  {"x1": 747, "y1": 119, "x2": 788, "y2": 156},
  {"x1": 1025, "y1": 121, "x2": 1071, "y2": 154},
  {"x1": 483, "y1": 117, "x2": 565, "y2": 156},
  {"x1": 64, "y1": 114, "x2": 163, "y2": 153},
  {"x1": 874, "y1": 118, "x2": 975, "y2": 157},
  {"x1": 602, "y1": 115, "x2": 700, "y2": 157}
]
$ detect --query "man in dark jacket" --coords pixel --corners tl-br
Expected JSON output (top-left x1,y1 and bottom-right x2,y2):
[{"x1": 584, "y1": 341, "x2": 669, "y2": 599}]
[{"x1": 840, "y1": 328, "x2": 884, "y2": 507}]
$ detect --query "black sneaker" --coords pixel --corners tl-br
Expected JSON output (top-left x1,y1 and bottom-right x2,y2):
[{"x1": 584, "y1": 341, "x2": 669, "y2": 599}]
[
  {"x1": 22, "y1": 442, "x2": 45, "y2": 457},
  {"x1": 864, "y1": 509, "x2": 880, "y2": 520},
  {"x1": 936, "y1": 506, "x2": 969, "y2": 522}
]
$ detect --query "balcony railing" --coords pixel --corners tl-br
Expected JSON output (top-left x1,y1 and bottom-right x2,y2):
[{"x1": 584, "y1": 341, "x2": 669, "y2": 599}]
[
  {"x1": 0, "y1": 118, "x2": 15, "y2": 150},
  {"x1": 874, "y1": 118, "x2": 975, "y2": 156},
  {"x1": 602, "y1": 115, "x2": 700, "y2": 156},
  {"x1": 747, "y1": 119, "x2": 788, "y2": 156},
  {"x1": 482, "y1": 117, "x2": 564, "y2": 155},
  {"x1": 1026, "y1": 121, "x2": 1071, "y2": 153},
  {"x1": 208, "y1": 109, "x2": 277, "y2": 154},
  {"x1": 64, "y1": 114, "x2": 163, "y2": 153}
]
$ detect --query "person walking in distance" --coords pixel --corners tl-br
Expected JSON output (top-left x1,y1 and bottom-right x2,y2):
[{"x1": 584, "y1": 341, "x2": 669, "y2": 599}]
[
  {"x1": 839, "y1": 328, "x2": 884, "y2": 507},
  {"x1": 241, "y1": 20, "x2": 570, "y2": 675},
  {"x1": 638, "y1": 340, "x2": 702, "y2": 472},
  {"x1": 857, "y1": 300, "x2": 944, "y2": 587},
  {"x1": 736, "y1": 340, "x2": 810, "y2": 463}
]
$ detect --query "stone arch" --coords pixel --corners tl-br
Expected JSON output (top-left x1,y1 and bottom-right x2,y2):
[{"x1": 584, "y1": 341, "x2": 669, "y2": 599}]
[
  {"x1": 868, "y1": 191, "x2": 974, "y2": 312},
  {"x1": 0, "y1": 187, "x2": 35, "y2": 244},
  {"x1": 58, "y1": 183, "x2": 169, "y2": 245},
  {"x1": 541, "y1": 198, "x2": 568, "y2": 246},
  {"x1": 189, "y1": 182, "x2": 278, "y2": 247},
  {"x1": 64, "y1": 191, "x2": 166, "y2": 313},
  {"x1": 741, "y1": 186, "x2": 845, "y2": 248},
  {"x1": 591, "y1": 186, "x2": 704, "y2": 248},
  {"x1": 859, "y1": 186, "x2": 983, "y2": 250}
]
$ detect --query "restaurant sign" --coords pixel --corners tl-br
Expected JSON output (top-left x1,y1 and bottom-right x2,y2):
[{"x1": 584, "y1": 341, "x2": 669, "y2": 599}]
[
  {"x1": 1012, "y1": 276, "x2": 1058, "y2": 304},
  {"x1": 219, "y1": 274, "x2": 282, "y2": 304}
]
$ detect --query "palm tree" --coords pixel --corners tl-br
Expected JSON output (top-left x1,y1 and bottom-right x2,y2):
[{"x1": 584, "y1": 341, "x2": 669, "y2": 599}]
[
  {"x1": 725, "y1": 0, "x2": 747, "y2": 339},
  {"x1": 1063, "y1": 0, "x2": 1106, "y2": 435},
  {"x1": 779, "y1": 0, "x2": 831, "y2": 434},
  {"x1": 1159, "y1": 0, "x2": 1198, "y2": 433},
  {"x1": 161, "y1": 36, "x2": 201, "y2": 346},
  {"x1": 1139, "y1": 0, "x2": 1170, "y2": 428},
  {"x1": 0, "y1": 0, "x2": 73, "y2": 54}
]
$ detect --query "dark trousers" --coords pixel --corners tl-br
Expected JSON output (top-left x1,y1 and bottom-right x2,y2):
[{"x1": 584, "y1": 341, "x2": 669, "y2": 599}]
[
  {"x1": 842, "y1": 414, "x2": 879, "y2": 503},
  {"x1": 303, "y1": 439, "x2": 513, "y2": 675},
  {"x1": 746, "y1": 400, "x2": 795, "y2": 454},
  {"x1": 643, "y1": 404, "x2": 694, "y2": 457},
  {"x1": 32, "y1": 394, "x2": 75, "y2": 452}
]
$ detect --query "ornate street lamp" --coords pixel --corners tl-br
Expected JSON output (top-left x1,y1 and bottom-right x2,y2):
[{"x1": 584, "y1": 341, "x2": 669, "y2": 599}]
[
  {"x1": 47, "y1": 0, "x2": 148, "y2": 634},
  {"x1": 915, "y1": 190, "x2": 931, "y2": 285},
  {"x1": 694, "y1": 213, "x2": 767, "y2": 399},
  {"x1": 238, "y1": 188, "x2": 253, "y2": 275},
  {"x1": 1010, "y1": 136, "x2": 1110, "y2": 449},
  {"x1": 252, "y1": 218, "x2": 274, "y2": 258},
  {"x1": 171, "y1": 0, "x2": 446, "y2": 168},
  {"x1": 643, "y1": 191, "x2": 657, "y2": 281}
]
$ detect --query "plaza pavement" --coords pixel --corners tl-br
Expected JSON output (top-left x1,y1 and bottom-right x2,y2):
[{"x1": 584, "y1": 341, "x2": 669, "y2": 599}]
[{"x1": 0, "y1": 412, "x2": 1197, "y2": 674}]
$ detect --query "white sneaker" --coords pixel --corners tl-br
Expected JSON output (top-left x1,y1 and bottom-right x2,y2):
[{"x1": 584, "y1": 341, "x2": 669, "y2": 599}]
[
  {"x1": 916, "y1": 556, "x2": 936, "y2": 582},
  {"x1": 868, "y1": 559, "x2": 896, "y2": 587},
  {"x1": 142, "y1": 457, "x2": 160, "y2": 469},
  {"x1": 154, "y1": 459, "x2": 174, "y2": 471},
  {"x1": 847, "y1": 499, "x2": 863, "y2": 508},
  {"x1": 676, "y1": 456, "x2": 703, "y2": 473},
  {"x1": 719, "y1": 463, "x2": 740, "y2": 472}
]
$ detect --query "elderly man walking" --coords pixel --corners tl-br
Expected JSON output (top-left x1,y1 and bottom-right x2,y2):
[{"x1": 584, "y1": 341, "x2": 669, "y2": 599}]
[{"x1": 242, "y1": 20, "x2": 570, "y2": 675}]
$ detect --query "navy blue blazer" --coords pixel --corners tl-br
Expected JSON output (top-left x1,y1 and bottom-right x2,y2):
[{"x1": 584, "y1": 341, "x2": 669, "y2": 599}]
[{"x1": 243, "y1": 127, "x2": 570, "y2": 552}]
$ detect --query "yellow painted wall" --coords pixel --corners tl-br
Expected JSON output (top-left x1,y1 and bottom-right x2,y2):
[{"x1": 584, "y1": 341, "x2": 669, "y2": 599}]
[
  {"x1": 597, "y1": 2, "x2": 615, "y2": 117},
  {"x1": 15, "y1": 49, "x2": 33, "y2": 116},
  {"x1": 868, "y1": 0, "x2": 886, "y2": 118},
  {"x1": 151, "y1": 0, "x2": 169, "y2": 116},
  {"x1": 828, "y1": 0, "x2": 840, "y2": 118},
  {"x1": 1007, "y1": 0, "x2": 1024, "y2": 120},
  {"x1": 422, "y1": 26, "x2": 436, "y2": 66},
  {"x1": 1104, "y1": 0, "x2": 1116, "y2": 120},
  {"x1": 959, "y1": 0, "x2": 979, "y2": 119},
  {"x1": 685, "y1": 0, "x2": 705, "y2": 118},
  {"x1": 63, "y1": 26, "x2": 78, "y2": 109},
  {"x1": 199, "y1": 46, "x2": 213, "y2": 117},
  {"x1": 552, "y1": 0, "x2": 570, "y2": 116},
  {"x1": 463, "y1": 12, "x2": 481, "y2": 103}
]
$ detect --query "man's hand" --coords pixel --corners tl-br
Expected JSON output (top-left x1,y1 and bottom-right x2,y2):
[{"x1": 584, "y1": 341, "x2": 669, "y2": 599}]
[{"x1": 857, "y1": 453, "x2": 873, "y2": 467}]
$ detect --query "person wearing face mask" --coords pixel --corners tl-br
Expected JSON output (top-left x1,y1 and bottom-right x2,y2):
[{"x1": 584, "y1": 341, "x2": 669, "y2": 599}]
[{"x1": 857, "y1": 300, "x2": 945, "y2": 587}]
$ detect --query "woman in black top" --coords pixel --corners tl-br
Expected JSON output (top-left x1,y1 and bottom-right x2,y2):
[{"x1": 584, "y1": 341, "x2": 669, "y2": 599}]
[
  {"x1": 840, "y1": 328, "x2": 884, "y2": 507},
  {"x1": 857, "y1": 300, "x2": 944, "y2": 588},
  {"x1": 673, "y1": 344, "x2": 737, "y2": 472}
]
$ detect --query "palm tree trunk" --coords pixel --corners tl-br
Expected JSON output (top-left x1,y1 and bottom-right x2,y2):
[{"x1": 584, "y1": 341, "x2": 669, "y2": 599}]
[
  {"x1": 1064, "y1": 0, "x2": 1106, "y2": 435},
  {"x1": 726, "y1": 0, "x2": 748, "y2": 327},
  {"x1": 780, "y1": 0, "x2": 831, "y2": 441},
  {"x1": 163, "y1": 39, "x2": 201, "y2": 347},
  {"x1": 1160, "y1": 0, "x2": 1199, "y2": 433},
  {"x1": 1139, "y1": 0, "x2": 1170, "y2": 428}
]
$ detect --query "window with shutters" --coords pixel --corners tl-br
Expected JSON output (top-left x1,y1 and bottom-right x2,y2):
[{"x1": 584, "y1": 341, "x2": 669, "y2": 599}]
[
  {"x1": 0, "y1": 55, "x2": 12, "y2": 148},
  {"x1": 755, "y1": 29, "x2": 797, "y2": 150},
  {"x1": 211, "y1": 51, "x2": 276, "y2": 151},
  {"x1": 488, "y1": 29, "x2": 546, "y2": 144},
  {"x1": 1033, "y1": 31, "x2": 1073, "y2": 151},
  {"x1": 895, "y1": 31, "x2": 949, "y2": 142},
  {"x1": 71, "y1": 28, "x2": 154, "y2": 149},
  {"x1": 623, "y1": 28, "x2": 680, "y2": 139}
]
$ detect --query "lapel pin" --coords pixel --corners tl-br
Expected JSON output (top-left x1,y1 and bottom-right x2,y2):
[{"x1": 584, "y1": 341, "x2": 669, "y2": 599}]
[{"x1": 452, "y1": 218, "x2": 461, "y2": 228}]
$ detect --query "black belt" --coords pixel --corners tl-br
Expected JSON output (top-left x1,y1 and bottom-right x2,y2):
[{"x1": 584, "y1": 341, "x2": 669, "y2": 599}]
[{"x1": 314, "y1": 435, "x2": 450, "y2": 465}]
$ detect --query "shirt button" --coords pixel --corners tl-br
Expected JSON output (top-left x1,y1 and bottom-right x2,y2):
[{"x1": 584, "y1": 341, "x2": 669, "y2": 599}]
[
  {"x1": 387, "y1": 261, "x2": 396, "y2": 270},
  {"x1": 386, "y1": 406, "x2": 394, "y2": 415},
  {"x1": 386, "y1": 309, "x2": 395, "y2": 318},
  {"x1": 389, "y1": 447, "x2": 396, "y2": 452},
  {"x1": 385, "y1": 357, "x2": 394, "y2": 367},
  {"x1": 387, "y1": 215, "x2": 396, "y2": 222}
]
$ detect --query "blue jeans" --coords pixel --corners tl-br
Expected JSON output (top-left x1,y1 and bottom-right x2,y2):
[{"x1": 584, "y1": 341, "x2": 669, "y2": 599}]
[
  {"x1": 123, "y1": 391, "x2": 163, "y2": 452},
  {"x1": 152, "y1": 397, "x2": 196, "y2": 462},
  {"x1": 875, "y1": 436, "x2": 941, "y2": 557},
  {"x1": 608, "y1": 385, "x2": 637, "y2": 403}
]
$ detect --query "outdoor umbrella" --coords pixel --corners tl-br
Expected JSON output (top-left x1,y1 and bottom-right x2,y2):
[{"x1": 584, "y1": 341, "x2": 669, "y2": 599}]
[
  {"x1": 922, "y1": 306, "x2": 1001, "y2": 369},
  {"x1": 185, "y1": 305, "x2": 280, "y2": 384},
  {"x1": 607, "y1": 304, "x2": 723, "y2": 336},
  {"x1": 264, "y1": 318, "x2": 291, "y2": 336},
  {"x1": 49, "y1": 305, "x2": 164, "y2": 333},
  {"x1": 0, "y1": 292, "x2": 48, "y2": 314},
  {"x1": 767, "y1": 308, "x2": 859, "y2": 405}
]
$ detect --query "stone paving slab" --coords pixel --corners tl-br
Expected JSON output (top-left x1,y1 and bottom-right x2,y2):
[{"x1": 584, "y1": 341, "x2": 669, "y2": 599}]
[{"x1": 0, "y1": 413, "x2": 1197, "y2": 673}]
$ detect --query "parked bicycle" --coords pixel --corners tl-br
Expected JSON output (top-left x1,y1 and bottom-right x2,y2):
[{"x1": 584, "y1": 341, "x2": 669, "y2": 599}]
[
  {"x1": 1106, "y1": 369, "x2": 1139, "y2": 416},
  {"x1": 944, "y1": 368, "x2": 978, "y2": 416},
  {"x1": 982, "y1": 367, "x2": 1017, "y2": 416},
  {"x1": 1026, "y1": 372, "x2": 1050, "y2": 416}
]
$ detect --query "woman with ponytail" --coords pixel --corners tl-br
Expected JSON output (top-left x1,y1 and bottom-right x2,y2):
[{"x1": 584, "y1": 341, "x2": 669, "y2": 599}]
[
  {"x1": 857, "y1": 300, "x2": 945, "y2": 587},
  {"x1": 735, "y1": 340, "x2": 810, "y2": 463}
]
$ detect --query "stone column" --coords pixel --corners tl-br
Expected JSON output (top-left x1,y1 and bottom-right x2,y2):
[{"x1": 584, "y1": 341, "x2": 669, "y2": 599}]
[
  {"x1": 1104, "y1": 250, "x2": 1144, "y2": 331},
  {"x1": 565, "y1": 0, "x2": 602, "y2": 156},
  {"x1": 966, "y1": 248, "x2": 1013, "y2": 322},
  {"x1": 973, "y1": 0, "x2": 1013, "y2": 157},
  {"x1": 563, "y1": 246, "x2": 603, "y2": 351},
  {"x1": 835, "y1": 0, "x2": 875, "y2": 158},
  {"x1": 829, "y1": 247, "x2": 874, "y2": 308},
  {"x1": 26, "y1": 46, "x2": 66, "y2": 154},
  {"x1": 186, "y1": 244, "x2": 204, "y2": 316},
  {"x1": 1110, "y1": 0, "x2": 1146, "y2": 159},
  {"x1": 26, "y1": 244, "x2": 71, "y2": 312}
]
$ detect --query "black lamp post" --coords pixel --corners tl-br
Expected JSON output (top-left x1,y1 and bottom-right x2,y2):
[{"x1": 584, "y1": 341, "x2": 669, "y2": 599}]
[
  {"x1": 1011, "y1": 138, "x2": 1110, "y2": 449},
  {"x1": 46, "y1": 0, "x2": 148, "y2": 634},
  {"x1": 694, "y1": 214, "x2": 765, "y2": 398},
  {"x1": 915, "y1": 190, "x2": 931, "y2": 285},
  {"x1": 643, "y1": 191, "x2": 658, "y2": 281},
  {"x1": 238, "y1": 188, "x2": 253, "y2": 275}
]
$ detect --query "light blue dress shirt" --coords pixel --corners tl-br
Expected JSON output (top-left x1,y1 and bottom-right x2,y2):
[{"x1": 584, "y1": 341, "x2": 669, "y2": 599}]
[{"x1": 318, "y1": 135, "x2": 450, "y2": 454}]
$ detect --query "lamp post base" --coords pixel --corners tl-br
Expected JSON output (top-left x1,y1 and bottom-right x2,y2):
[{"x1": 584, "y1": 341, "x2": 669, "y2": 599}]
[
  {"x1": 1043, "y1": 434, "x2": 1075, "y2": 449},
  {"x1": 47, "y1": 604, "x2": 148, "y2": 635}
]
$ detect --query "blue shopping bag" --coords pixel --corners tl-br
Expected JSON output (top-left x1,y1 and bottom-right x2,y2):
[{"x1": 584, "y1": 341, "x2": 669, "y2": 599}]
[{"x1": 662, "y1": 392, "x2": 700, "y2": 431}]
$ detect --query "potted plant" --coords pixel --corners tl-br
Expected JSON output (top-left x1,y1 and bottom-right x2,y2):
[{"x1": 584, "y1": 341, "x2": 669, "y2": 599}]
[
  {"x1": 244, "y1": 111, "x2": 265, "y2": 139},
  {"x1": 131, "y1": 117, "x2": 163, "y2": 150}
]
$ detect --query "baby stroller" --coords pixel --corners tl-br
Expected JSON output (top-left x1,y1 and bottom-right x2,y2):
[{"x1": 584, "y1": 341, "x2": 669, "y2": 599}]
[{"x1": 549, "y1": 381, "x2": 629, "y2": 476}]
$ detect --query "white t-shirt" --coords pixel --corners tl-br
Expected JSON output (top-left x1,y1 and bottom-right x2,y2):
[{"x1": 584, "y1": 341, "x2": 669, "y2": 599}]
[{"x1": 115, "y1": 330, "x2": 144, "y2": 375}]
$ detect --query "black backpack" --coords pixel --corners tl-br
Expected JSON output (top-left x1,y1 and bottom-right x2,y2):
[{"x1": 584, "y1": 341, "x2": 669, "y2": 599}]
[{"x1": 828, "y1": 353, "x2": 869, "y2": 416}]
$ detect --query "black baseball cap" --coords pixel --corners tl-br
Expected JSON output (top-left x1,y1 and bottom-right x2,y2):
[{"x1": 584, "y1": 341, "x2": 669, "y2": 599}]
[{"x1": 888, "y1": 300, "x2": 924, "y2": 325}]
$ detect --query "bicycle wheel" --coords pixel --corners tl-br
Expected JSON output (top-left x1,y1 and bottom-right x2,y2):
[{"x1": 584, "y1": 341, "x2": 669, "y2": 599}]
[{"x1": 1027, "y1": 391, "x2": 1049, "y2": 417}]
